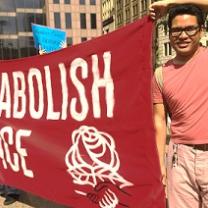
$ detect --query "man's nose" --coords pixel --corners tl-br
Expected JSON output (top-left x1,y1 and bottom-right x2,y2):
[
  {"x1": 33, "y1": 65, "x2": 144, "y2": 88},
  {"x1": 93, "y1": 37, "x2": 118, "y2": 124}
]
[{"x1": 179, "y1": 30, "x2": 188, "y2": 38}]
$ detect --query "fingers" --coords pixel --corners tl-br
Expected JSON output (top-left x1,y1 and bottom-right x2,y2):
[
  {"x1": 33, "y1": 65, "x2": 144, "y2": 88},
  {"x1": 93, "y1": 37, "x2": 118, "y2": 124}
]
[
  {"x1": 60, "y1": 41, "x2": 67, "y2": 48},
  {"x1": 149, "y1": 5, "x2": 156, "y2": 20},
  {"x1": 149, "y1": 1, "x2": 169, "y2": 20},
  {"x1": 149, "y1": 5, "x2": 161, "y2": 20},
  {"x1": 99, "y1": 189, "x2": 119, "y2": 208}
]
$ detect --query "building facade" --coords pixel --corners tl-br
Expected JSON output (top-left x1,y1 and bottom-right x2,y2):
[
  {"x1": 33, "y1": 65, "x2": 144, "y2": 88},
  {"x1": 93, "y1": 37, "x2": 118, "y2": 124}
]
[
  {"x1": 102, "y1": 0, "x2": 115, "y2": 34},
  {"x1": 101, "y1": 0, "x2": 153, "y2": 34},
  {"x1": 0, "y1": 0, "x2": 102, "y2": 60},
  {"x1": 45, "y1": 0, "x2": 102, "y2": 45},
  {"x1": 111, "y1": 0, "x2": 208, "y2": 65},
  {"x1": 115, "y1": 0, "x2": 151, "y2": 28},
  {"x1": 0, "y1": 0, "x2": 46, "y2": 59}
]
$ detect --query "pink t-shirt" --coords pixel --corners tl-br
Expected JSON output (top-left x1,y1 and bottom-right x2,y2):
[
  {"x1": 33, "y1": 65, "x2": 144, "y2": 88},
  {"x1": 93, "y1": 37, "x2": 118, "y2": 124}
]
[{"x1": 152, "y1": 47, "x2": 208, "y2": 144}]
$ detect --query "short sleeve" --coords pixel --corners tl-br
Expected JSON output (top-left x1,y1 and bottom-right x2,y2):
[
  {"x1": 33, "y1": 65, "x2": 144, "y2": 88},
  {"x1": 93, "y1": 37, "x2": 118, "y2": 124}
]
[{"x1": 151, "y1": 74, "x2": 163, "y2": 104}]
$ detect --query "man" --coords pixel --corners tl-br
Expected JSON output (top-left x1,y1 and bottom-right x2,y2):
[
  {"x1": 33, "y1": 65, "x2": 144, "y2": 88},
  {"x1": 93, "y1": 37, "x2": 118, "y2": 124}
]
[{"x1": 149, "y1": 1, "x2": 208, "y2": 207}]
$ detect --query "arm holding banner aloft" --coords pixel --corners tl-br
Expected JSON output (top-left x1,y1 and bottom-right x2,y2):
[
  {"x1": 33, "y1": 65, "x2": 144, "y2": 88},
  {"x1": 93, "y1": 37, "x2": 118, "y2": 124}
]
[
  {"x1": 153, "y1": 103, "x2": 167, "y2": 186},
  {"x1": 149, "y1": 0, "x2": 208, "y2": 19},
  {"x1": 38, "y1": 45, "x2": 46, "y2": 55},
  {"x1": 38, "y1": 42, "x2": 66, "y2": 55}
]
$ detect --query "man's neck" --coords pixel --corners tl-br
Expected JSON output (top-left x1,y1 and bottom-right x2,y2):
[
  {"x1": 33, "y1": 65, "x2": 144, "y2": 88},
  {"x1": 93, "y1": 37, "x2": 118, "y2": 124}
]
[{"x1": 173, "y1": 47, "x2": 201, "y2": 65}]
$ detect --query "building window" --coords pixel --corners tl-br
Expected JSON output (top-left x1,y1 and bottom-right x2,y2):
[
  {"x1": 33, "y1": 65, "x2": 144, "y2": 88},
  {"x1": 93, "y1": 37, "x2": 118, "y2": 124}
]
[
  {"x1": 15, "y1": 0, "x2": 24, "y2": 7},
  {"x1": 90, "y1": 13, "x2": 96, "y2": 29},
  {"x1": 164, "y1": 42, "x2": 172, "y2": 56},
  {"x1": 117, "y1": 0, "x2": 123, "y2": 10},
  {"x1": 0, "y1": 0, "x2": 15, "y2": 11},
  {"x1": 80, "y1": 0, "x2": 85, "y2": 5},
  {"x1": 54, "y1": 12, "x2": 61, "y2": 28},
  {"x1": 125, "y1": 0, "x2": 130, "y2": 5},
  {"x1": 125, "y1": 8, "x2": 130, "y2": 22},
  {"x1": 64, "y1": 0, "x2": 70, "y2": 3},
  {"x1": 15, "y1": 0, "x2": 45, "y2": 8},
  {"x1": 133, "y1": 4, "x2": 138, "y2": 17},
  {"x1": 90, "y1": 0, "x2": 96, "y2": 5},
  {"x1": 141, "y1": 0, "x2": 147, "y2": 11},
  {"x1": 81, "y1": 37, "x2": 87, "y2": 42},
  {"x1": 53, "y1": 0, "x2": 60, "y2": 3},
  {"x1": 164, "y1": 23, "x2": 168, "y2": 35},
  {"x1": 19, "y1": 37, "x2": 36, "y2": 58},
  {"x1": 17, "y1": 13, "x2": 46, "y2": 32},
  {"x1": 67, "y1": 37, "x2": 73, "y2": 46},
  {"x1": 65, "y1": 13, "x2": 72, "y2": 28},
  {"x1": 80, "y1": 13, "x2": 86, "y2": 29},
  {"x1": 205, "y1": 20, "x2": 208, "y2": 32},
  {"x1": 117, "y1": 13, "x2": 123, "y2": 25},
  {"x1": 0, "y1": 16, "x2": 17, "y2": 34},
  {"x1": 0, "y1": 39, "x2": 19, "y2": 59}
]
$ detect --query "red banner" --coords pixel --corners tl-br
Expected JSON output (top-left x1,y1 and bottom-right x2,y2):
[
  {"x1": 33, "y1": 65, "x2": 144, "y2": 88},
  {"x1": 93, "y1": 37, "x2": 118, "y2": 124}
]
[{"x1": 0, "y1": 16, "x2": 165, "y2": 208}]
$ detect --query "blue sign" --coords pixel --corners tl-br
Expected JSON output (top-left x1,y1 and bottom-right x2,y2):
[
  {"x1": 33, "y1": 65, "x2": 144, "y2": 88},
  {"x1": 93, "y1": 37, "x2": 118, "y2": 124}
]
[{"x1": 32, "y1": 23, "x2": 67, "y2": 53}]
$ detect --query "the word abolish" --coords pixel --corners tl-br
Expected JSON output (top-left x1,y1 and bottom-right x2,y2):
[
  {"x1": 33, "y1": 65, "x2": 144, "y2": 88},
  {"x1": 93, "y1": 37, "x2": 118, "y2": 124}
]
[{"x1": 0, "y1": 51, "x2": 115, "y2": 121}]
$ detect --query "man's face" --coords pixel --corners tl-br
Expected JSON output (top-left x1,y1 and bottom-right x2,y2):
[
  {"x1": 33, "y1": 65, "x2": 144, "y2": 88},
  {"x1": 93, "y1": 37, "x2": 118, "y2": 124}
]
[{"x1": 169, "y1": 14, "x2": 203, "y2": 57}]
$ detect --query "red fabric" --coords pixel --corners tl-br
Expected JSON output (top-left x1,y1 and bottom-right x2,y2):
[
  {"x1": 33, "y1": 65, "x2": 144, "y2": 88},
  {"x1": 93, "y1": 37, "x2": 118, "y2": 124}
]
[{"x1": 0, "y1": 16, "x2": 165, "y2": 208}]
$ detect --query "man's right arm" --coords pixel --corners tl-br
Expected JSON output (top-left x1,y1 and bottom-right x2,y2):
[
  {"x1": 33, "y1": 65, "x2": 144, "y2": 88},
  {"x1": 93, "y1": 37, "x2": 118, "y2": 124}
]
[
  {"x1": 153, "y1": 103, "x2": 167, "y2": 185},
  {"x1": 149, "y1": 0, "x2": 208, "y2": 20}
]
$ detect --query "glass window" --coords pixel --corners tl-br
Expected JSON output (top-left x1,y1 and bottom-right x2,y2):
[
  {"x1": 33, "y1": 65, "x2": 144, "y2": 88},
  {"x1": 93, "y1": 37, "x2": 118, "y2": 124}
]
[
  {"x1": 19, "y1": 36, "x2": 37, "y2": 58},
  {"x1": 16, "y1": 0, "x2": 44, "y2": 8},
  {"x1": 90, "y1": 13, "x2": 96, "y2": 29},
  {"x1": 205, "y1": 20, "x2": 208, "y2": 32},
  {"x1": 90, "y1": 0, "x2": 96, "y2": 5},
  {"x1": 24, "y1": 1, "x2": 34, "y2": 7},
  {"x1": 0, "y1": 16, "x2": 17, "y2": 34},
  {"x1": 81, "y1": 37, "x2": 87, "y2": 42},
  {"x1": 15, "y1": 0, "x2": 24, "y2": 8},
  {"x1": 0, "y1": 39, "x2": 19, "y2": 60},
  {"x1": 168, "y1": 43, "x2": 172, "y2": 55},
  {"x1": 80, "y1": 0, "x2": 85, "y2": 5},
  {"x1": 65, "y1": 13, "x2": 72, "y2": 29},
  {"x1": 64, "y1": 0, "x2": 70, "y2": 3},
  {"x1": 34, "y1": 13, "x2": 46, "y2": 25},
  {"x1": 53, "y1": 0, "x2": 60, "y2": 3},
  {"x1": 80, "y1": 13, "x2": 86, "y2": 29},
  {"x1": 33, "y1": 0, "x2": 45, "y2": 8},
  {"x1": 133, "y1": 4, "x2": 138, "y2": 16},
  {"x1": 164, "y1": 23, "x2": 168, "y2": 35},
  {"x1": 164, "y1": 42, "x2": 172, "y2": 56},
  {"x1": 67, "y1": 37, "x2": 73, "y2": 46},
  {"x1": 17, "y1": 13, "x2": 33, "y2": 32},
  {"x1": 0, "y1": 40, "x2": 3, "y2": 59},
  {"x1": 0, "y1": 0, "x2": 15, "y2": 11},
  {"x1": 54, "y1": 13, "x2": 61, "y2": 28},
  {"x1": 17, "y1": 13, "x2": 46, "y2": 32},
  {"x1": 125, "y1": 8, "x2": 130, "y2": 20},
  {"x1": 141, "y1": 0, "x2": 147, "y2": 11}
]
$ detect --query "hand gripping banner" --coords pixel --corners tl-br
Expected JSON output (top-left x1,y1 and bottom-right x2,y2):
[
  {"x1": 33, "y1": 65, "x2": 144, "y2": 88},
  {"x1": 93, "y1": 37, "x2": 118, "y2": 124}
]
[{"x1": 0, "y1": 16, "x2": 165, "y2": 208}]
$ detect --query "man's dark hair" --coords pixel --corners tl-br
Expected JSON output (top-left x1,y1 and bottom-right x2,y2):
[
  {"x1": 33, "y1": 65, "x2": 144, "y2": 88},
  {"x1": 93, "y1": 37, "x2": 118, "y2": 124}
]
[{"x1": 168, "y1": 4, "x2": 205, "y2": 29}]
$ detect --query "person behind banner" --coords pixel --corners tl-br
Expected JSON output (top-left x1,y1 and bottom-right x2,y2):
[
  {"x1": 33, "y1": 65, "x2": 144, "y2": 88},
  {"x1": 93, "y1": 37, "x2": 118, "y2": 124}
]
[
  {"x1": 0, "y1": 185, "x2": 19, "y2": 206},
  {"x1": 38, "y1": 41, "x2": 67, "y2": 55},
  {"x1": 149, "y1": 1, "x2": 208, "y2": 208}
]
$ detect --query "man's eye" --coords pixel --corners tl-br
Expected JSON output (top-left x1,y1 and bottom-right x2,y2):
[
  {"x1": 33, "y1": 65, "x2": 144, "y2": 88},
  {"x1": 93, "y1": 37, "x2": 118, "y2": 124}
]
[
  {"x1": 186, "y1": 27, "x2": 195, "y2": 31},
  {"x1": 172, "y1": 28, "x2": 181, "y2": 32}
]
